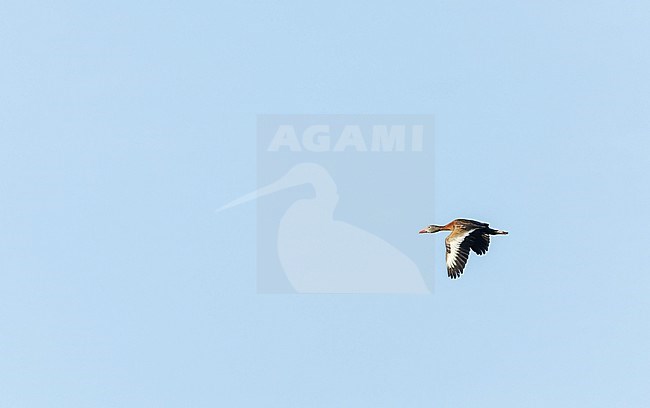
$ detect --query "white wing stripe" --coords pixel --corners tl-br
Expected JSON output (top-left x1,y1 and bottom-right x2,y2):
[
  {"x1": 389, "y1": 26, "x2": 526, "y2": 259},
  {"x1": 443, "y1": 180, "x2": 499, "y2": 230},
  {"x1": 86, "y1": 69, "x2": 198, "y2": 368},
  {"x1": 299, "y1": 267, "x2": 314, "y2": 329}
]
[{"x1": 446, "y1": 228, "x2": 476, "y2": 271}]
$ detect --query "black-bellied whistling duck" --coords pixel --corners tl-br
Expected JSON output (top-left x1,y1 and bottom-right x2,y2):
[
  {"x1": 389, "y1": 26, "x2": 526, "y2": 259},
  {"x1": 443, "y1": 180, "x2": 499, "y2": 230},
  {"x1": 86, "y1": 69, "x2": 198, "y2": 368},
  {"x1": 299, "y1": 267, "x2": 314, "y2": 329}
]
[{"x1": 419, "y1": 219, "x2": 508, "y2": 279}]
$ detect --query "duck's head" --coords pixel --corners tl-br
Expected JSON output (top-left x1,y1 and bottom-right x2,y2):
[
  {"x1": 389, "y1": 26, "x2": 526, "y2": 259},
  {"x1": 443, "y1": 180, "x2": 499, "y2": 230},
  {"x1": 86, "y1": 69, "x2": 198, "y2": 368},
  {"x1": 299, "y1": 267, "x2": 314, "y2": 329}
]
[{"x1": 419, "y1": 225, "x2": 445, "y2": 234}]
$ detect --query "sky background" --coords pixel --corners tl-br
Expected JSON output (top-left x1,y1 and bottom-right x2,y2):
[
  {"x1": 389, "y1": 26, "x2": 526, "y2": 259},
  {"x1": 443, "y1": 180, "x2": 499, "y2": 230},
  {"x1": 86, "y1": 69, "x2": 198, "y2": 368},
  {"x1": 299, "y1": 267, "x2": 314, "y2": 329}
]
[{"x1": 1, "y1": 0, "x2": 649, "y2": 407}]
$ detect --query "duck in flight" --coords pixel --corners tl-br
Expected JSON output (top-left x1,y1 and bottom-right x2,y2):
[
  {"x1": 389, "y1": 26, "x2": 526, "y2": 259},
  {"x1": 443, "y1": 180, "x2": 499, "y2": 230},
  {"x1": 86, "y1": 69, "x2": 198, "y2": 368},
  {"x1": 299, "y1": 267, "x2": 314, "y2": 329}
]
[{"x1": 419, "y1": 219, "x2": 508, "y2": 279}]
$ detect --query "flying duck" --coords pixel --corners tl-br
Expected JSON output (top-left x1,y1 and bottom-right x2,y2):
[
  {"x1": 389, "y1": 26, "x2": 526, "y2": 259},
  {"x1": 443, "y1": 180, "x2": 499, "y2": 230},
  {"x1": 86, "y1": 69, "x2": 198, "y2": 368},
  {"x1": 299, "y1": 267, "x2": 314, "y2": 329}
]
[{"x1": 419, "y1": 219, "x2": 508, "y2": 279}]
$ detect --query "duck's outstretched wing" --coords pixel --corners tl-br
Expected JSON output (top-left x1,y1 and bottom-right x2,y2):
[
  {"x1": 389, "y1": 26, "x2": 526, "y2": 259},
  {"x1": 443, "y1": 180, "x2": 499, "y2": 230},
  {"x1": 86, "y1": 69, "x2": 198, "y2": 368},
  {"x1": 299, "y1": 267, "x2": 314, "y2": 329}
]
[
  {"x1": 445, "y1": 228, "x2": 476, "y2": 279},
  {"x1": 469, "y1": 230, "x2": 491, "y2": 256}
]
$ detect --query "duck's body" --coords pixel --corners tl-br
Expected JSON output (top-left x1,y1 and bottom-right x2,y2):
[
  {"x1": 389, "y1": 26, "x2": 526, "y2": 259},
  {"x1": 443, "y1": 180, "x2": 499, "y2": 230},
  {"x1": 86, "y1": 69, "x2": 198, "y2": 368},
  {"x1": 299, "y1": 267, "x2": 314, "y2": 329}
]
[{"x1": 419, "y1": 219, "x2": 508, "y2": 279}]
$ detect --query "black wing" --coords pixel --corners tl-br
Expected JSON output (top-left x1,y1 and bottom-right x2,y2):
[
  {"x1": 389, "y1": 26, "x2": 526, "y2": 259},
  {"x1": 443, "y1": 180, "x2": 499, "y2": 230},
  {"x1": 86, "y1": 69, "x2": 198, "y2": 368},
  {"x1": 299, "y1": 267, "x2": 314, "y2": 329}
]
[{"x1": 468, "y1": 229, "x2": 491, "y2": 256}]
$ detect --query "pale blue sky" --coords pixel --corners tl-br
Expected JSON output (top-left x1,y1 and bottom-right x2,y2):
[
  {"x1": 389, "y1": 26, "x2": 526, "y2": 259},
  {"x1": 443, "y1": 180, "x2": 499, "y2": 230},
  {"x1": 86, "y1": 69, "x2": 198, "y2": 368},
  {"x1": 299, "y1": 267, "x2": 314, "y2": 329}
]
[{"x1": 1, "y1": 0, "x2": 649, "y2": 406}]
